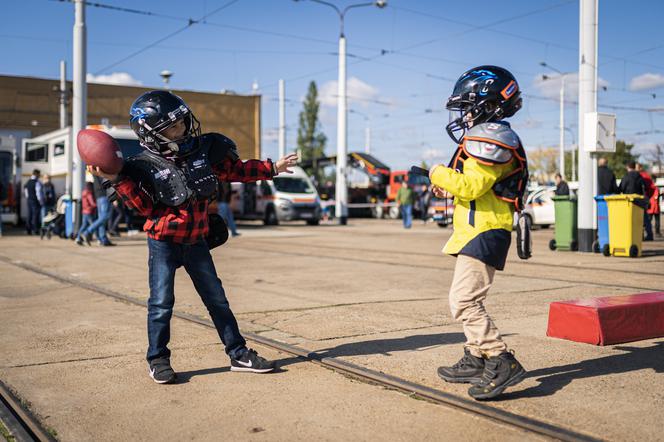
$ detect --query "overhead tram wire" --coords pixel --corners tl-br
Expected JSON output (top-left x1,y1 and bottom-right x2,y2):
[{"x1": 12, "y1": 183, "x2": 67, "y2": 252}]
[
  {"x1": 391, "y1": 0, "x2": 575, "y2": 54},
  {"x1": 391, "y1": 3, "x2": 664, "y2": 72},
  {"x1": 92, "y1": 0, "x2": 242, "y2": 74}
]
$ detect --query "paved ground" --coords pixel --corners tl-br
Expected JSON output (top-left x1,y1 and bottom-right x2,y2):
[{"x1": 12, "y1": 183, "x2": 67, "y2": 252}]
[{"x1": 1, "y1": 219, "x2": 663, "y2": 441}]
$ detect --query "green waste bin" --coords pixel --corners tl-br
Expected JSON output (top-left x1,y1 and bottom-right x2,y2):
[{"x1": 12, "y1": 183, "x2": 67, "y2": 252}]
[{"x1": 549, "y1": 195, "x2": 578, "y2": 251}]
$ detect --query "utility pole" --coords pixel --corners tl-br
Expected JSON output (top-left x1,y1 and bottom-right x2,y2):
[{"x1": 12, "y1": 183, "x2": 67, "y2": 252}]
[
  {"x1": 72, "y1": 0, "x2": 87, "y2": 203},
  {"x1": 296, "y1": 0, "x2": 387, "y2": 225},
  {"x1": 279, "y1": 79, "x2": 286, "y2": 159},
  {"x1": 577, "y1": 0, "x2": 599, "y2": 252}
]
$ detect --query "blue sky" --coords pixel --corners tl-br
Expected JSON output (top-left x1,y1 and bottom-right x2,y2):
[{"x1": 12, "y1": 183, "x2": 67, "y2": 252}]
[{"x1": 3, "y1": 0, "x2": 664, "y2": 170}]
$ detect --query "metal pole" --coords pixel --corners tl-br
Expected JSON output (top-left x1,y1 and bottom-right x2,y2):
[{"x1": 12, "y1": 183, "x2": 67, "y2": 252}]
[
  {"x1": 335, "y1": 34, "x2": 348, "y2": 224},
  {"x1": 278, "y1": 79, "x2": 286, "y2": 159},
  {"x1": 59, "y1": 61, "x2": 67, "y2": 130},
  {"x1": 577, "y1": 0, "x2": 598, "y2": 252},
  {"x1": 559, "y1": 75, "x2": 565, "y2": 177},
  {"x1": 72, "y1": 0, "x2": 87, "y2": 201}
]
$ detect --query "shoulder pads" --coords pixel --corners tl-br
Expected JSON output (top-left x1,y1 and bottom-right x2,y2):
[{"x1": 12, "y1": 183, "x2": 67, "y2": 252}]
[
  {"x1": 203, "y1": 132, "x2": 240, "y2": 166},
  {"x1": 463, "y1": 123, "x2": 518, "y2": 164}
]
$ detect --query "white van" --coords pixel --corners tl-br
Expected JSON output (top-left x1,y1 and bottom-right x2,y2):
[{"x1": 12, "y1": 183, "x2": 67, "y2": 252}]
[{"x1": 232, "y1": 166, "x2": 322, "y2": 225}]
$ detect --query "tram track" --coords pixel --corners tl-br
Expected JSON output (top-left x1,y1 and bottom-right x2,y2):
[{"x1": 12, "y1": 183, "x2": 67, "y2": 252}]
[
  {"x1": 0, "y1": 380, "x2": 55, "y2": 442},
  {"x1": 1, "y1": 256, "x2": 602, "y2": 442}
]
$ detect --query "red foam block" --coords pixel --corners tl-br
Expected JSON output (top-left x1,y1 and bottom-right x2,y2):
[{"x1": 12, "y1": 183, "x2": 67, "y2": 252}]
[{"x1": 547, "y1": 292, "x2": 664, "y2": 345}]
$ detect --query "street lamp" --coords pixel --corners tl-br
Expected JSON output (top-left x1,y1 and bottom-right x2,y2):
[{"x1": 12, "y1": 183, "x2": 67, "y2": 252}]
[
  {"x1": 540, "y1": 61, "x2": 571, "y2": 179},
  {"x1": 160, "y1": 70, "x2": 173, "y2": 89},
  {"x1": 295, "y1": 0, "x2": 387, "y2": 225}
]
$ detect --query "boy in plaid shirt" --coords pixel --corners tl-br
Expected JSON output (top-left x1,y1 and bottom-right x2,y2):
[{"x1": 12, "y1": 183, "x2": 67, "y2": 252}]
[{"x1": 88, "y1": 90, "x2": 297, "y2": 383}]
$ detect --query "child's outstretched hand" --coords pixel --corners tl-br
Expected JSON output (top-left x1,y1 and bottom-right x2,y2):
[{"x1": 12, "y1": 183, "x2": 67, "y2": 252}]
[
  {"x1": 275, "y1": 153, "x2": 298, "y2": 175},
  {"x1": 432, "y1": 185, "x2": 451, "y2": 199},
  {"x1": 86, "y1": 165, "x2": 118, "y2": 182}
]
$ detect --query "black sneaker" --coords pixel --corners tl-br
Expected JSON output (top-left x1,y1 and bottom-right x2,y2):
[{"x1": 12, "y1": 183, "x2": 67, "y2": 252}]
[
  {"x1": 230, "y1": 348, "x2": 275, "y2": 373},
  {"x1": 468, "y1": 351, "x2": 526, "y2": 400},
  {"x1": 84, "y1": 233, "x2": 92, "y2": 246},
  {"x1": 75, "y1": 237, "x2": 85, "y2": 246},
  {"x1": 437, "y1": 348, "x2": 485, "y2": 384},
  {"x1": 148, "y1": 357, "x2": 177, "y2": 384},
  {"x1": 100, "y1": 241, "x2": 116, "y2": 247}
]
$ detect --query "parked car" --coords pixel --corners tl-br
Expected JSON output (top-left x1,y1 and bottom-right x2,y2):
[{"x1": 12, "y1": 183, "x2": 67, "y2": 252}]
[{"x1": 522, "y1": 186, "x2": 556, "y2": 229}]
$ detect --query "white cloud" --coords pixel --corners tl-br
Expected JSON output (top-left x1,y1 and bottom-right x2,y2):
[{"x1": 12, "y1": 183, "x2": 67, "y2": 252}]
[
  {"x1": 629, "y1": 73, "x2": 664, "y2": 91},
  {"x1": 86, "y1": 72, "x2": 143, "y2": 86},
  {"x1": 319, "y1": 77, "x2": 380, "y2": 108},
  {"x1": 532, "y1": 72, "x2": 609, "y2": 103}
]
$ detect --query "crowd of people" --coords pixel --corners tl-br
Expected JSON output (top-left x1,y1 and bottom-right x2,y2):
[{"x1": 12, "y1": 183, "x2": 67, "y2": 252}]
[
  {"x1": 554, "y1": 159, "x2": 661, "y2": 239},
  {"x1": 16, "y1": 168, "x2": 138, "y2": 244}
]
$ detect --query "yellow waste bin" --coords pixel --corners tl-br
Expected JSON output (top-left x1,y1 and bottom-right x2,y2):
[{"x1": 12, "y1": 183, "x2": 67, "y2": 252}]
[{"x1": 603, "y1": 194, "x2": 645, "y2": 258}]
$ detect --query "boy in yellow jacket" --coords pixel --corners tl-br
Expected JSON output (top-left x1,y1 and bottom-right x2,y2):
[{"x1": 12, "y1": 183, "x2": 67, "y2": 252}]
[{"x1": 430, "y1": 66, "x2": 529, "y2": 400}]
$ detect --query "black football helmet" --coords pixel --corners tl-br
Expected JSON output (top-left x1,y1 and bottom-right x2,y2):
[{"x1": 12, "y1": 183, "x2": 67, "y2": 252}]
[
  {"x1": 445, "y1": 65, "x2": 522, "y2": 144},
  {"x1": 129, "y1": 90, "x2": 201, "y2": 155}
]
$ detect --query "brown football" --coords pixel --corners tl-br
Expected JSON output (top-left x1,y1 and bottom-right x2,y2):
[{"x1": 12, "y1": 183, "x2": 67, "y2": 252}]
[{"x1": 77, "y1": 129, "x2": 124, "y2": 174}]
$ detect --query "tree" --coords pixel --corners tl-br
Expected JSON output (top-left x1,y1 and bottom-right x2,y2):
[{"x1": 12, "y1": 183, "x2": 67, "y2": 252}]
[
  {"x1": 297, "y1": 81, "x2": 327, "y2": 183},
  {"x1": 598, "y1": 140, "x2": 638, "y2": 179}
]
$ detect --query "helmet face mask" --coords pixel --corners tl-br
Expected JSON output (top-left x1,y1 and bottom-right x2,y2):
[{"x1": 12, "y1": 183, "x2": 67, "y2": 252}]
[
  {"x1": 445, "y1": 66, "x2": 522, "y2": 144},
  {"x1": 129, "y1": 91, "x2": 201, "y2": 156}
]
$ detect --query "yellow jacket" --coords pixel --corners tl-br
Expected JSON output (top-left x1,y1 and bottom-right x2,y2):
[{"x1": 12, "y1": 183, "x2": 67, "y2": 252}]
[{"x1": 430, "y1": 157, "x2": 516, "y2": 255}]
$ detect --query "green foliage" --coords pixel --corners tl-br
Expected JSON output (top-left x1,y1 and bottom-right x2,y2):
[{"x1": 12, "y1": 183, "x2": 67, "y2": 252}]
[
  {"x1": 599, "y1": 140, "x2": 639, "y2": 179},
  {"x1": 296, "y1": 81, "x2": 327, "y2": 182}
]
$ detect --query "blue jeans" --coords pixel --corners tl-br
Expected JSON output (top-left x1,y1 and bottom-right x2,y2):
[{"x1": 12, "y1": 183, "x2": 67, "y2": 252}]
[
  {"x1": 217, "y1": 202, "x2": 238, "y2": 235},
  {"x1": 83, "y1": 196, "x2": 111, "y2": 243},
  {"x1": 76, "y1": 213, "x2": 95, "y2": 240},
  {"x1": 146, "y1": 238, "x2": 247, "y2": 362},
  {"x1": 40, "y1": 204, "x2": 54, "y2": 228},
  {"x1": 26, "y1": 200, "x2": 41, "y2": 234},
  {"x1": 401, "y1": 204, "x2": 413, "y2": 229}
]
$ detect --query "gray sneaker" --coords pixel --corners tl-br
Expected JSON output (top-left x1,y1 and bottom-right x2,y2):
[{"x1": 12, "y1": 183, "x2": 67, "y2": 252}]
[
  {"x1": 437, "y1": 348, "x2": 485, "y2": 384},
  {"x1": 468, "y1": 351, "x2": 526, "y2": 400}
]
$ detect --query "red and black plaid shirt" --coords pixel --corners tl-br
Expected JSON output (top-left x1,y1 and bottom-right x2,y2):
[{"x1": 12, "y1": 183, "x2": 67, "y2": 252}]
[{"x1": 113, "y1": 157, "x2": 274, "y2": 244}]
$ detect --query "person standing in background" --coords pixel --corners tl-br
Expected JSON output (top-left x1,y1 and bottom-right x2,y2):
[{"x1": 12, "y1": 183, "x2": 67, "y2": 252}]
[
  {"x1": 396, "y1": 180, "x2": 415, "y2": 229},
  {"x1": 597, "y1": 157, "x2": 619, "y2": 195},
  {"x1": 39, "y1": 174, "x2": 57, "y2": 232},
  {"x1": 24, "y1": 169, "x2": 41, "y2": 235},
  {"x1": 554, "y1": 173, "x2": 570, "y2": 196},
  {"x1": 636, "y1": 163, "x2": 656, "y2": 241}
]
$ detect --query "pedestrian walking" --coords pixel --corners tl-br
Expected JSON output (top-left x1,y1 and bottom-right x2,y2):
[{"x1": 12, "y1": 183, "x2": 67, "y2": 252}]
[
  {"x1": 80, "y1": 176, "x2": 114, "y2": 246},
  {"x1": 87, "y1": 90, "x2": 297, "y2": 383},
  {"x1": 396, "y1": 180, "x2": 415, "y2": 229},
  {"x1": 24, "y1": 169, "x2": 41, "y2": 235},
  {"x1": 75, "y1": 181, "x2": 97, "y2": 245},
  {"x1": 418, "y1": 184, "x2": 431, "y2": 223},
  {"x1": 431, "y1": 66, "x2": 528, "y2": 400},
  {"x1": 217, "y1": 181, "x2": 239, "y2": 237}
]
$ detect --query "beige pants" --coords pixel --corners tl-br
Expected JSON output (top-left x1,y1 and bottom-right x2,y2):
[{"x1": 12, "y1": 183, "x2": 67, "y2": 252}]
[{"x1": 448, "y1": 254, "x2": 507, "y2": 358}]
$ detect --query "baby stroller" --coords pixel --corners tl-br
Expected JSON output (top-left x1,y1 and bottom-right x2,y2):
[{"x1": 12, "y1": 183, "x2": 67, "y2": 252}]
[{"x1": 40, "y1": 195, "x2": 68, "y2": 240}]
